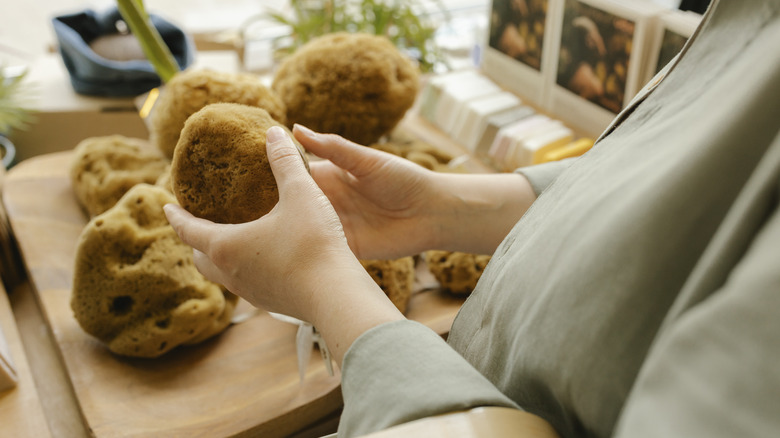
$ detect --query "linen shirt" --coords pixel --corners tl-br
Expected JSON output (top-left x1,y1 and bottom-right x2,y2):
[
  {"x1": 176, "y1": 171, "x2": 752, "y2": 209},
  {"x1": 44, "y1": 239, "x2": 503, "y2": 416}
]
[{"x1": 339, "y1": 0, "x2": 780, "y2": 436}]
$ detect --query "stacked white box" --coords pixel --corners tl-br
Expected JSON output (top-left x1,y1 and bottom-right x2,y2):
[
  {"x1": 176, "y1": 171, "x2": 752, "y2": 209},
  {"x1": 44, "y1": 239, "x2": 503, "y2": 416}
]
[{"x1": 452, "y1": 92, "x2": 524, "y2": 152}]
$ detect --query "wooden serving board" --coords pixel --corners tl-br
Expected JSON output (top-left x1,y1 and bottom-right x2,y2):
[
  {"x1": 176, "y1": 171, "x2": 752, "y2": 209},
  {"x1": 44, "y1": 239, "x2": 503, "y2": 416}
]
[{"x1": 2, "y1": 151, "x2": 465, "y2": 438}]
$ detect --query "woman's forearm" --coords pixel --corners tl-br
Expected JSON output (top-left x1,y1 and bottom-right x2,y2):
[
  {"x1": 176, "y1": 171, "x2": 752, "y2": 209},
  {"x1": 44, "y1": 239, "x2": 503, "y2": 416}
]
[
  {"x1": 427, "y1": 171, "x2": 537, "y2": 255},
  {"x1": 304, "y1": 255, "x2": 406, "y2": 368},
  {"x1": 311, "y1": 172, "x2": 537, "y2": 366}
]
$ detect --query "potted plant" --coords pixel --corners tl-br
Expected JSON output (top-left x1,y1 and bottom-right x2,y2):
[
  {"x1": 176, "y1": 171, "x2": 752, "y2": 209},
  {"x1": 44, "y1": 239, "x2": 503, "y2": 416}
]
[
  {"x1": 0, "y1": 66, "x2": 34, "y2": 169},
  {"x1": 256, "y1": 0, "x2": 449, "y2": 73},
  {"x1": 0, "y1": 65, "x2": 34, "y2": 290}
]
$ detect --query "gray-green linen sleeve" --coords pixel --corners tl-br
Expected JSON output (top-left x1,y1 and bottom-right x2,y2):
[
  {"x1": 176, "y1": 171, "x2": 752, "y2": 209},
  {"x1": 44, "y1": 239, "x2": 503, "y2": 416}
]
[
  {"x1": 614, "y1": 202, "x2": 780, "y2": 437},
  {"x1": 515, "y1": 158, "x2": 575, "y2": 196},
  {"x1": 338, "y1": 320, "x2": 519, "y2": 438}
]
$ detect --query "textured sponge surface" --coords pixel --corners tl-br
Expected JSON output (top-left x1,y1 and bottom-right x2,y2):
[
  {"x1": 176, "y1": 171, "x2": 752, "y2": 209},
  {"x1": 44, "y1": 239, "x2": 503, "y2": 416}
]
[
  {"x1": 424, "y1": 250, "x2": 491, "y2": 296},
  {"x1": 272, "y1": 32, "x2": 419, "y2": 145},
  {"x1": 172, "y1": 103, "x2": 307, "y2": 224},
  {"x1": 71, "y1": 184, "x2": 236, "y2": 358},
  {"x1": 360, "y1": 257, "x2": 415, "y2": 313},
  {"x1": 70, "y1": 135, "x2": 169, "y2": 217},
  {"x1": 151, "y1": 69, "x2": 287, "y2": 159}
]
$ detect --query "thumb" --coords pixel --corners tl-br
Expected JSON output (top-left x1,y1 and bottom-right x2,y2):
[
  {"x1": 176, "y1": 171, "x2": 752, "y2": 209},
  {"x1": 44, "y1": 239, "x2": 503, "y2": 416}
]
[
  {"x1": 163, "y1": 203, "x2": 218, "y2": 253},
  {"x1": 265, "y1": 126, "x2": 315, "y2": 200}
]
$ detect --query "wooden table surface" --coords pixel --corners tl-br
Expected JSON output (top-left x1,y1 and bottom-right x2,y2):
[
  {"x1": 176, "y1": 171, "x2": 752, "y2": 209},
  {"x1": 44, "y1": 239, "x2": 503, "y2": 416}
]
[
  {"x1": 2, "y1": 151, "x2": 465, "y2": 437},
  {"x1": 0, "y1": 279, "x2": 54, "y2": 438}
]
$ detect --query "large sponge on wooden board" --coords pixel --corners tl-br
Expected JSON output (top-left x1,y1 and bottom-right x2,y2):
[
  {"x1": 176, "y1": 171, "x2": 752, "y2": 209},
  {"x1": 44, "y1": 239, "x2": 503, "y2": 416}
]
[
  {"x1": 151, "y1": 69, "x2": 287, "y2": 159},
  {"x1": 272, "y1": 32, "x2": 419, "y2": 145},
  {"x1": 171, "y1": 102, "x2": 308, "y2": 224},
  {"x1": 71, "y1": 184, "x2": 237, "y2": 358},
  {"x1": 70, "y1": 135, "x2": 169, "y2": 217}
]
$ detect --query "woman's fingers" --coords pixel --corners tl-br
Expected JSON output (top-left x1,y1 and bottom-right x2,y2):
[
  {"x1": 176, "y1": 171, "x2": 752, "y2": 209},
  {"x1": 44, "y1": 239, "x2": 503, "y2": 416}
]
[
  {"x1": 293, "y1": 124, "x2": 385, "y2": 179},
  {"x1": 165, "y1": 204, "x2": 233, "y2": 286},
  {"x1": 191, "y1": 248, "x2": 226, "y2": 285},
  {"x1": 164, "y1": 204, "x2": 218, "y2": 253},
  {"x1": 266, "y1": 126, "x2": 318, "y2": 200}
]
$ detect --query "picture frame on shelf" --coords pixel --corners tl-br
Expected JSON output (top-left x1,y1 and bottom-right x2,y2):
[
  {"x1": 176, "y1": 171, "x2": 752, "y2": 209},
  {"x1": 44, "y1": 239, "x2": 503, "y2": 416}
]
[
  {"x1": 547, "y1": 0, "x2": 663, "y2": 137},
  {"x1": 645, "y1": 9, "x2": 702, "y2": 83},
  {"x1": 481, "y1": 0, "x2": 561, "y2": 108}
]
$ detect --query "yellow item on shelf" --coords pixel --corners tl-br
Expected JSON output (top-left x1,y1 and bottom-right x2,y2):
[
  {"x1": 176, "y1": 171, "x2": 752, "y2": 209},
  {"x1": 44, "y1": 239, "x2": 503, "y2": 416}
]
[
  {"x1": 538, "y1": 138, "x2": 595, "y2": 163},
  {"x1": 525, "y1": 126, "x2": 575, "y2": 165}
]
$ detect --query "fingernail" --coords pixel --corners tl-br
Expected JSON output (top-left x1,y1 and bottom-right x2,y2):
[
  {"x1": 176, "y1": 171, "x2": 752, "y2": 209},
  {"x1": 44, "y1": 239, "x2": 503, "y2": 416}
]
[
  {"x1": 293, "y1": 124, "x2": 315, "y2": 137},
  {"x1": 266, "y1": 125, "x2": 287, "y2": 144},
  {"x1": 163, "y1": 204, "x2": 177, "y2": 222}
]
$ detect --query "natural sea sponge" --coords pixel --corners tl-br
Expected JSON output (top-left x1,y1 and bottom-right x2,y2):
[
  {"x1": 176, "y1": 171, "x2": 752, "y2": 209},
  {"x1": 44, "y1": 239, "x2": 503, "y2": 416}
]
[
  {"x1": 151, "y1": 69, "x2": 287, "y2": 158},
  {"x1": 171, "y1": 103, "x2": 308, "y2": 224},
  {"x1": 404, "y1": 150, "x2": 441, "y2": 171},
  {"x1": 272, "y1": 32, "x2": 419, "y2": 145},
  {"x1": 154, "y1": 164, "x2": 173, "y2": 194},
  {"x1": 71, "y1": 184, "x2": 237, "y2": 358},
  {"x1": 424, "y1": 250, "x2": 491, "y2": 296},
  {"x1": 370, "y1": 136, "x2": 457, "y2": 172},
  {"x1": 70, "y1": 135, "x2": 169, "y2": 217},
  {"x1": 360, "y1": 257, "x2": 415, "y2": 314}
]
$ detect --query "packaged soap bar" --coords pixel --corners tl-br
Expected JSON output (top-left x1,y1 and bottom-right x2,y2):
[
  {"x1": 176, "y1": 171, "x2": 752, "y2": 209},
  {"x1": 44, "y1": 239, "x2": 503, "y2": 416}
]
[
  {"x1": 519, "y1": 125, "x2": 575, "y2": 167},
  {"x1": 0, "y1": 319, "x2": 17, "y2": 392},
  {"x1": 489, "y1": 115, "x2": 560, "y2": 169},
  {"x1": 503, "y1": 121, "x2": 569, "y2": 170},
  {"x1": 453, "y1": 92, "x2": 523, "y2": 152},
  {"x1": 434, "y1": 76, "x2": 501, "y2": 135},
  {"x1": 474, "y1": 106, "x2": 536, "y2": 159},
  {"x1": 419, "y1": 70, "x2": 483, "y2": 123}
]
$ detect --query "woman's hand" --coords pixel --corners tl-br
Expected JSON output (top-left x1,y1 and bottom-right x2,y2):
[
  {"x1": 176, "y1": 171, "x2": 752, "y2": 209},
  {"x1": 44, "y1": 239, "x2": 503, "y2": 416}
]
[
  {"x1": 294, "y1": 124, "x2": 443, "y2": 260},
  {"x1": 294, "y1": 125, "x2": 538, "y2": 256},
  {"x1": 164, "y1": 125, "x2": 352, "y2": 318},
  {"x1": 165, "y1": 126, "x2": 404, "y2": 365}
]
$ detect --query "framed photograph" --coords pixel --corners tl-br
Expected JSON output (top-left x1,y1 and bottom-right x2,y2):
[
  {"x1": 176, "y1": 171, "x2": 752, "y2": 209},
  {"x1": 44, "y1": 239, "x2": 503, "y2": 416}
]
[
  {"x1": 645, "y1": 10, "x2": 701, "y2": 83},
  {"x1": 481, "y1": 0, "x2": 561, "y2": 107},
  {"x1": 547, "y1": 0, "x2": 662, "y2": 137}
]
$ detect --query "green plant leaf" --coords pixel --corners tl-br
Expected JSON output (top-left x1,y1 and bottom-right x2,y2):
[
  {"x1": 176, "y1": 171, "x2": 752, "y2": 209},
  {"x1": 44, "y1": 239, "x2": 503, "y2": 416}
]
[
  {"x1": 0, "y1": 70, "x2": 35, "y2": 134},
  {"x1": 116, "y1": 0, "x2": 180, "y2": 83},
  {"x1": 261, "y1": 0, "x2": 448, "y2": 73}
]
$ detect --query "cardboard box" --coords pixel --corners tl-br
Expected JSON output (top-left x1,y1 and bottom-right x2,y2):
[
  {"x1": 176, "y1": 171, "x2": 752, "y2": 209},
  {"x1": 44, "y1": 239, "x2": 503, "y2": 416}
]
[{"x1": 9, "y1": 54, "x2": 148, "y2": 164}]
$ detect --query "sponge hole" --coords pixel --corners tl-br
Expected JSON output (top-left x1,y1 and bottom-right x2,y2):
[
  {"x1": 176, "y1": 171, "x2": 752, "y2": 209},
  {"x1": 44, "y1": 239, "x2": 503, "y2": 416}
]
[{"x1": 110, "y1": 295, "x2": 134, "y2": 315}]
